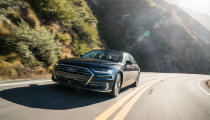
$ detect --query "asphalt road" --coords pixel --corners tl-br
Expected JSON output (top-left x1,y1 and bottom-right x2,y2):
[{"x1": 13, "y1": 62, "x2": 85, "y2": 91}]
[{"x1": 0, "y1": 73, "x2": 210, "y2": 120}]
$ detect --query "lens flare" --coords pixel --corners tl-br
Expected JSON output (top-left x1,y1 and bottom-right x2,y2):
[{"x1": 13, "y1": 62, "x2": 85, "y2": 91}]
[{"x1": 144, "y1": 30, "x2": 150, "y2": 37}]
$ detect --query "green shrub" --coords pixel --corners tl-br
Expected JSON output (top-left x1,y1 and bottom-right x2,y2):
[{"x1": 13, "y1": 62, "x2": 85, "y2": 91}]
[
  {"x1": 0, "y1": 0, "x2": 103, "y2": 79},
  {"x1": 32, "y1": 0, "x2": 101, "y2": 55},
  {"x1": 32, "y1": 0, "x2": 77, "y2": 25},
  {"x1": 15, "y1": 42, "x2": 41, "y2": 67},
  {"x1": 72, "y1": 22, "x2": 99, "y2": 43},
  {"x1": 12, "y1": 20, "x2": 60, "y2": 67},
  {"x1": 71, "y1": 22, "x2": 101, "y2": 55},
  {"x1": 56, "y1": 32, "x2": 72, "y2": 44},
  {"x1": 0, "y1": 0, "x2": 25, "y2": 13},
  {"x1": 72, "y1": 41, "x2": 91, "y2": 55}
]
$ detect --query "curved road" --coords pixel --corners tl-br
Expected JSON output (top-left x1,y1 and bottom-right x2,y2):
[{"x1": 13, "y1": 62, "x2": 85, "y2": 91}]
[{"x1": 0, "y1": 73, "x2": 210, "y2": 120}]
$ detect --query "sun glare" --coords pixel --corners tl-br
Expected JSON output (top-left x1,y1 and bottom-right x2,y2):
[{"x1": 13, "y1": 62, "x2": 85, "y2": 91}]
[{"x1": 177, "y1": 0, "x2": 210, "y2": 14}]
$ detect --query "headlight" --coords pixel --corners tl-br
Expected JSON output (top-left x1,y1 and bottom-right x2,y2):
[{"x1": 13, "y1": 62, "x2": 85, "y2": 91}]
[{"x1": 92, "y1": 68, "x2": 113, "y2": 74}]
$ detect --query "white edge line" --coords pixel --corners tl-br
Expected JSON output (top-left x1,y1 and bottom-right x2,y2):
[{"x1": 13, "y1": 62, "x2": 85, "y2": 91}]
[
  {"x1": 0, "y1": 80, "x2": 52, "y2": 87},
  {"x1": 197, "y1": 80, "x2": 210, "y2": 96}
]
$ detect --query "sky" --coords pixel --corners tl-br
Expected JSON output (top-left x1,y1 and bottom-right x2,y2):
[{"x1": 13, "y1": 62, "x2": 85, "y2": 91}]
[{"x1": 165, "y1": 0, "x2": 210, "y2": 15}]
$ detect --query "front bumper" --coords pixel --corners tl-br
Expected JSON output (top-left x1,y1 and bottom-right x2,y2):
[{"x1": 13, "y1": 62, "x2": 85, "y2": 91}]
[
  {"x1": 52, "y1": 64, "x2": 115, "y2": 92},
  {"x1": 52, "y1": 75, "x2": 114, "y2": 92}
]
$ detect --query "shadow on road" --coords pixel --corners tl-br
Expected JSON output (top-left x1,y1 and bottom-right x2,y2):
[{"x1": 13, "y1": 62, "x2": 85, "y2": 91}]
[{"x1": 0, "y1": 83, "x2": 112, "y2": 110}]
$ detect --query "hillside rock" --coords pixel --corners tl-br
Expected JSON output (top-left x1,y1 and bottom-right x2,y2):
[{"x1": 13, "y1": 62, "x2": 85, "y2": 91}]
[{"x1": 87, "y1": 0, "x2": 210, "y2": 74}]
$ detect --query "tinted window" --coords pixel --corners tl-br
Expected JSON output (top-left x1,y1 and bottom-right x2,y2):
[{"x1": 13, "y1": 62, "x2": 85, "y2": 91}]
[{"x1": 83, "y1": 50, "x2": 123, "y2": 62}]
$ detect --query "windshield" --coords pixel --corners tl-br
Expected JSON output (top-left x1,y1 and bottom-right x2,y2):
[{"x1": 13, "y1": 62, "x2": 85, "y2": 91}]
[{"x1": 83, "y1": 50, "x2": 123, "y2": 63}]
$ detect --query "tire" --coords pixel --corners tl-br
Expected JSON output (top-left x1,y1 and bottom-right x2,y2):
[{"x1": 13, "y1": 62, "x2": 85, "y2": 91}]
[
  {"x1": 133, "y1": 72, "x2": 140, "y2": 87},
  {"x1": 111, "y1": 73, "x2": 122, "y2": 97}
]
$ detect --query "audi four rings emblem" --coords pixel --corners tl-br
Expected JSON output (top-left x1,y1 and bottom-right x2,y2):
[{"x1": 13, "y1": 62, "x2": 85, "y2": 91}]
[{"x1": 64, "y1": 67, "x2": 77, "y2": 72}]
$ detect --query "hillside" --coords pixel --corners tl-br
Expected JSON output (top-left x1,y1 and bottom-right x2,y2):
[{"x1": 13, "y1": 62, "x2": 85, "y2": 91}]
[
  {"x1": 87, "y1": 0, "x2": 210, "y2": 73},
  {"x1": 0, "y1": 0, "x2": 103, "y2": 79},
  {"x1": 183, "y1": 8, "x2": 210, "y2": 31},
  {"x1": 1, "y1": 0, "x2": 210, "y2": 79}
]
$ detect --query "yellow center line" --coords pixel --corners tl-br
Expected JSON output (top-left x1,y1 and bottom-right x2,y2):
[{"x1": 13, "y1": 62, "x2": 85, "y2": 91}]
[
  {"x1": 112, "y1": 80, "x2": 160, "y2": 120},
  {"x1": 94, "y1": 80, "x2": 158, "y2": 120}
]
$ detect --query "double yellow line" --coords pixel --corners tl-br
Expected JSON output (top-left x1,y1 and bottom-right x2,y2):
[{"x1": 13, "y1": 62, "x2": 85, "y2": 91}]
[{"x1": 94, "y1": 80, "x2": 160, "y2": 120}]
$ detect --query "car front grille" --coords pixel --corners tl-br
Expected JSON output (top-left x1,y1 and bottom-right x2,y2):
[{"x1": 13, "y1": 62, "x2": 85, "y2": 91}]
[
  {"x1": 56, "y1": 64, "x2": 91, "y2": 76},
  {"x1": 55, "y1": 76, "x2": 87, "y2": 87},
  {"x1": 55, "y1": 64, "x2": 94, "y2": 85}
]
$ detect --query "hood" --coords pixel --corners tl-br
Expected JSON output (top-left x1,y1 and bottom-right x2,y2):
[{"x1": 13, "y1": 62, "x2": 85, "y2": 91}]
[{"x1": 58, "y1": 57, "x2": 121, "y2": 69}]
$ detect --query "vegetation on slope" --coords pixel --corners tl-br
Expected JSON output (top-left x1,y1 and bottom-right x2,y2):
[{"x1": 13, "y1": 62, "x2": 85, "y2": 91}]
[
  {"x1": 31, "y1": 0, "x2": 101, "y2": 55},
  {"x1": 0, "y1": 0, "x2": 102, "y2": 79}
]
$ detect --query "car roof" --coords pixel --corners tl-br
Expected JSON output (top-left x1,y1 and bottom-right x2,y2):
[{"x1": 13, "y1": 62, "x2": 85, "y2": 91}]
[{"x1": 92, "y1": 49, "x2": 128, "y2": 54}]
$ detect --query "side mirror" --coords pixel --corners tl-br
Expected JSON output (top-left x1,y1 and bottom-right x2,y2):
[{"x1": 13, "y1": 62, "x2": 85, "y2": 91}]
[
  {"x1": 80, "y1": 54, "x2": 83, "y2": 57},
  {"x1": 126, "y1": 61, "x2": 132, "y2": 65}
]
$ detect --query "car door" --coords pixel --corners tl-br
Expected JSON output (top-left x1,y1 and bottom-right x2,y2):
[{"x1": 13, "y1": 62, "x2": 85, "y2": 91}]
[
  {"x1": 128, "y1": 54, "x2": 139, "y2": 83},
  {"x1": 122, "y1": 53, "x2": 133, "y2": 87}
]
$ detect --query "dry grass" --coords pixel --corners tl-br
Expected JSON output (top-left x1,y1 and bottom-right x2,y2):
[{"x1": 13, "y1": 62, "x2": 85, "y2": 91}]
[
  {"x1": 11, "y1": 11, "x2": 20, "y2": 19},
  {"x1": 25, "y1": 3, "x2": 40, "y2": 27},
  {"x1": 0, "y1": 73, "x2": 51, "y2": 81},
  {"x1": 46, "y1": 23, "x2": 61, "y2": 33},
  {"x1": 0, "y1": 21, "x2": 11, "y2": 35},
  {"x1": 0, "y1": 60, "x2": 18, "y2": 78},
  {"x1": 206, "y1": 80, "x2": 210, "y2": 89},
  {"x1": 0, "y1": 57, "x2": 51, "y2": 80},
  {"x1": 59, "y1": 45, "x2": 73, "y2": 59}
]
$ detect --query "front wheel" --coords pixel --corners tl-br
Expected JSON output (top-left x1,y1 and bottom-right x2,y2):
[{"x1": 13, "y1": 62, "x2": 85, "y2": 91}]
[{"x1": 111, "y1": 73, "x2": 121, "y2": 97}]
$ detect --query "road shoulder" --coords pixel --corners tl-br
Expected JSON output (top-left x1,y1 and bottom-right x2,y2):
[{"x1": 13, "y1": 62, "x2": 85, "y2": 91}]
[
  {"x1": 0, "y1": 78, "x2": 51, "y2": 86},
  {"x1": 197, "y1": 80, "x2": 210, "y2": 96},
  {"x1": 206, "y1": 80, "x2": 210, "y2": 89}
]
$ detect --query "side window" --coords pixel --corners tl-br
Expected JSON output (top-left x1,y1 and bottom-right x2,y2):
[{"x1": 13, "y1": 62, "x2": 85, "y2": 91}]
[
  {"x1": 128, "y1": 54, "x2": 136, "y2": 64},
  {"x1": 123, "y1": 53, "x2": 130, "y2": 64}
]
